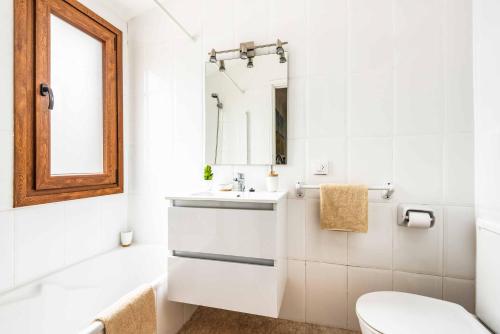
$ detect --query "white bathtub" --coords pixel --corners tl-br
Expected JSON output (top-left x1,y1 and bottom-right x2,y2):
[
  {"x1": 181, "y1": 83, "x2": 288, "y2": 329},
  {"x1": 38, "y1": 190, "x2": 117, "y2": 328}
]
[{"x1": 0, "y1": 245, "x2": 191, "y2": 334}]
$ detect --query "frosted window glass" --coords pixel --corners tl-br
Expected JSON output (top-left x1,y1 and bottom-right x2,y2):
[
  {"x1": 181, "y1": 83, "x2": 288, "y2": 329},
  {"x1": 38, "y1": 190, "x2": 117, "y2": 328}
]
[{"x1": 50, "y1": 14, "x2": 104, "y2": 175}]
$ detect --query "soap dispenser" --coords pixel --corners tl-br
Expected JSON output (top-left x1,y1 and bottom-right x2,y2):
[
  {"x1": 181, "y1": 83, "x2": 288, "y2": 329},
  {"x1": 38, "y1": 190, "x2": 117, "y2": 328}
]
[{"x1": 266, "y1": 166, "x2": 279, "y2": 192}]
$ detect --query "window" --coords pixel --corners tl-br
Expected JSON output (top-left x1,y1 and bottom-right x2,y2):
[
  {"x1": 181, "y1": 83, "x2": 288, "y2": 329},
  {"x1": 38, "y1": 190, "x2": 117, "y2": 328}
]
[{"x1": 14, "y1": 0, "x2": 123, "y2": 206}]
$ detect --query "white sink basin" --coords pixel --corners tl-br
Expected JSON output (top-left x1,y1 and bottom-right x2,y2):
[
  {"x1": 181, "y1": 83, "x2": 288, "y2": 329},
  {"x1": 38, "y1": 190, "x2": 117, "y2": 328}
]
[
  {"x1": 166, "y1": 190, "x2": 287, "y2": 203},
  {"x1": 190, "y1": 191, "x2": 245, "y2": 198}
]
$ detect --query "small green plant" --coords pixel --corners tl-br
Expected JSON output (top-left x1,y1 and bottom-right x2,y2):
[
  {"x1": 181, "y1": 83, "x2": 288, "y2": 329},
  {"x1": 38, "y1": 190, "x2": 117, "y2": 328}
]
[{"x1": 203, "y1": 165, "x2": 214, "y2": 181}]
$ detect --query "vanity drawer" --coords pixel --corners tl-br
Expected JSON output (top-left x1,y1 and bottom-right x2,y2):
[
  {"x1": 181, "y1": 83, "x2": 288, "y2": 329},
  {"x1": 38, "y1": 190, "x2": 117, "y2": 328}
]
[
  {"x1": 167, "y1": 256, "x2": 282, "y2": 317},
  {"x1": 168, "y1": 207, "x2": 276, "y2": 259}
]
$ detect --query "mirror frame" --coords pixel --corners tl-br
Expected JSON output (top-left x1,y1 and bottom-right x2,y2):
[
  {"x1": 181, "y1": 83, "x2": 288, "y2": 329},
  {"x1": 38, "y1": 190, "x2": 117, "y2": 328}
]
[{"x1": 14, "y1": 0, "x2": 124, "y2": 207}]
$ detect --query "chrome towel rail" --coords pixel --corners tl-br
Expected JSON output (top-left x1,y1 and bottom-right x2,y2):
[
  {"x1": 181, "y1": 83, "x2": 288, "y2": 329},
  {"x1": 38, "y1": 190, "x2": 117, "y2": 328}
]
[{"x1": 295, "y1": 182, "x2": 395, "y2": 199}]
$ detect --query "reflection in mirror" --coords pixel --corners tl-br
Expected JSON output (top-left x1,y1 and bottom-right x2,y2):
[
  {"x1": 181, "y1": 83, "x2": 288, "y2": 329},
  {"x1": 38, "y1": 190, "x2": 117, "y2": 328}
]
[
  {"x1": 50, "y1": 14, "x2": 104, "y2": 175},
  {"x1": 205, "y1": 52, "x2": 288, "y2": 165},
  {"x1": 275, "y1": 87, "x2": 287, "y2": 164}
]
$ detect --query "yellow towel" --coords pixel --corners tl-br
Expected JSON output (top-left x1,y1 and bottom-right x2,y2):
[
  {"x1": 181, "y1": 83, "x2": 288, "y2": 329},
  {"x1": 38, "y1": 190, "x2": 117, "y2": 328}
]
[
  {"x1": 320, "y1": 184, "x2": 368, "y2": 233},
  {"x1": 96, "y1": 284, "x2": 157, "y2": 334}
]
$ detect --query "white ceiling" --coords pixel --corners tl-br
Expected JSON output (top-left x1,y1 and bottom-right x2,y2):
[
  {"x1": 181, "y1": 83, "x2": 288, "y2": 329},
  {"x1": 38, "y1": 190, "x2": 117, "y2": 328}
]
[{"x1": 101, "y1": 0, "x2": 157, "y2": 21}]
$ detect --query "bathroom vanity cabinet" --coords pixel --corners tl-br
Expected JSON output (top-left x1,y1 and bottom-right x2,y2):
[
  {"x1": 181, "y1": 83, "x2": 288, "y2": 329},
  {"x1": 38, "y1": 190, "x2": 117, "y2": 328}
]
[{"x1": 165, "y1": 192, "x2": 287, "y2": 317}]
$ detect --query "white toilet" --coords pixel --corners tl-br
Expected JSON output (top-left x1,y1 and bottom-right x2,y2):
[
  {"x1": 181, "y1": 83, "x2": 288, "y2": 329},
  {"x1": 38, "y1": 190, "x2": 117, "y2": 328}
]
[{"x1": 355, "y1": 219, "x2": 499, "y2": 334}]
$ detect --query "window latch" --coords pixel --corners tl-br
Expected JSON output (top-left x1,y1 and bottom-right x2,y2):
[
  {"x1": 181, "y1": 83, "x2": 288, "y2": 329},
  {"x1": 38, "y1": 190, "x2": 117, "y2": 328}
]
[{"x1": 40, "y1": 83, "x2": 54, "y2": 110}]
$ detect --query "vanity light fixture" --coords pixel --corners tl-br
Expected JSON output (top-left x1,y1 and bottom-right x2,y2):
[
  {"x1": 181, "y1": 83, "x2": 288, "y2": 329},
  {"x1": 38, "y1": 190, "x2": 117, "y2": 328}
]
[
  {"x1": 276, "y1": 39, "x2": 284, "y2": 55},
  {"x1": 209, "y1": 49, "x2": 217, "y2": 63},
  {"x1": 240, "y1": 44, "x2": 249, "y2": 60},
  {"x1": 219, "y1": 60, "x2": 225, "y2": 72},
  {"x1": 247, "y1": 57, "x2": 254, "y2": 68},
  {"x1": 240, "y1": 42, "x2": 255, "y2": 60},
  {"x1": 208, "y1": 39, "x2": 288, "y2": 66}
]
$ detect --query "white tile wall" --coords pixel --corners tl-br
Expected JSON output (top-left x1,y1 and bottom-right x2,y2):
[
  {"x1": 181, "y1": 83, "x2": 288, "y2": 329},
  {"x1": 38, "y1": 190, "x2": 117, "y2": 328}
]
[
  {"x1": 444, "y1": 134, "x2": 474, "y2": 205},
  {"x1": 349, "y1": 72, "x2": 393, "y2": 137},
  {"x1": 277, "y1": 139, "x2": 306, "y2": 195},
  {"x1": 306, "y1": 262, "x2": 347, "y2": 328},
  {"x1": 127, "y1": 0, "x2": 474, "y2": 330},
  {"x1": 279, "y1": 260, "x2": 306, "y2": 322},
  {"x1": 234, "y1": 0, "x2": 269, "y2": 43},
  {"x1": 394, "y1": 136, "x2": 443, "y2": 203},
  {"x1": 0, "y1": 0, "x2": 13, "y2": 134},
  {"x1": 64, "y1": 199, "x2": 105, "y2": 264},
  {"x1": 443, "y1": 277, "x2": 475, "y2": 313},
  {"x1": 347, "y1": 267, "x2": 392, "y2": 331},
  {"x1": 0, "y1": 211, "x2": 14, "y2": 292},
  {"x1": 288, "y1": 201, "x2": 472, "y2": 330},
  {"x1": 348, "y1": 203, "x2": 394, "y2": 269},
  {"x1": 306, "y1": 199, "x2": 348, "y2": 265},
  {"x1": 445, "y1": 0, "x2": 473, "y2": 134},
  {"x1": 201, "y1": 0, "x2": 234, "y2": 51},
  {"x1": 287, "y1": 77, "x2": 307, "y2": 139},
  {"x1": 14, "y1": 204, "x2": 66, "y2": 285},
  {"x1": 271, "y1": 0, "x2": 307, "y2": 78},
  {"x1": 307, "y1": 0, "x2": 346, "y2": 77},
  {"x1": 444, "y1": 206, "x2": 475, "y2": 279},
  {"x1": 393, "y1": 271, "x2": 443, "y2": 299},
  {"x1": 101, "y1": 195, "x2": 129, "y2": 249},
  {"x1": 155, "y1": 278, "x2": 186, "y2": 334},
  {"x1": 306, "y1": 77, "x2": 346, "y2": 139},
  {"x1": 0, "y1": 131, "x2": 13, "y2": 210},
  {"x1": 348, "y1": 138, "x2": 393, "y2": 187},
  {"x1": 287, "y1": 199, "x2": 306, "y2": 260},
  {"x1": 393, "y1": 207, "x2": 444, "y2": 275},
  {"x1": 306, "y1": 138, "x2": 347, "y2": 186},
  {"x1": 475, "y1": 133, "x2": 500, "y2": 213},
  {"x1": 394, "y1": 0, "x2": 445, "y2": 136},
  {"x1": 349, "y1": 0, "x2": 393, "y2": 73}
]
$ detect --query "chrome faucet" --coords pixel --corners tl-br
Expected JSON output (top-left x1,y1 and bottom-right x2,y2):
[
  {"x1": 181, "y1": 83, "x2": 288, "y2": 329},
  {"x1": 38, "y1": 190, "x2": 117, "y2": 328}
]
[{"x1": 235, "y1": 173, "x2": 245, "y2": 192}]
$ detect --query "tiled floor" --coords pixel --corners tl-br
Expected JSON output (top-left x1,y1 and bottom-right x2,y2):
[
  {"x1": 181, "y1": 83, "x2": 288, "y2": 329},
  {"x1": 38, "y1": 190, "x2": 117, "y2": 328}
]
[{"x1": 178, "y1": 307, "x2": 360, "y2": 334}]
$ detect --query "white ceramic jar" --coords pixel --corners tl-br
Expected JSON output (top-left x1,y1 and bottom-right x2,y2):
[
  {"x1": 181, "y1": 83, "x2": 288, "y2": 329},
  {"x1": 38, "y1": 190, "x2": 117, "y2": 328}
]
[
  {"x1": 266, "y1": 176, "x2": 279, "y2": 192},
  {"x1": 120, "y1": 231, "x2": 133, "y2": 247}
]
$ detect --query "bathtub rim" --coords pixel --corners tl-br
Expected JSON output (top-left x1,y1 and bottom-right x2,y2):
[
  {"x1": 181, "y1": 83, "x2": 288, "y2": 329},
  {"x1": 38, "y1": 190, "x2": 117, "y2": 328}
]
[
  {"x1": 78, "y1": 273, "x2": 168, "y2": 334},
  {"x1": 0, "y1": 244, "x2": 167, "y2": 299}
]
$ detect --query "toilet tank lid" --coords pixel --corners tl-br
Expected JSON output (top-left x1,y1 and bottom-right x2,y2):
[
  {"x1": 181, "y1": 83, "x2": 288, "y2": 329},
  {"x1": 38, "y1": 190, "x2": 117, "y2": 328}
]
[{"x1": 356, "y1": 292, "x2": 489, "y2": 334}]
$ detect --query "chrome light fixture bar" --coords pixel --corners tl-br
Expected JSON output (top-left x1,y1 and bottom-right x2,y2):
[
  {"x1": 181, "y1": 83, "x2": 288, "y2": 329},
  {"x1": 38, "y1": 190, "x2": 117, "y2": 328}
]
[
  {"x1": 276, "y1": 39, "x2": 285, "y2": 55},
  {"x1": 209, "y1": 49, "x2": 217, "y2": 63},
  {"x1": 239, "y1": 42, "x2": 251, "y2": 59},
  {"x1": 208, "y1": 39, "x2": 289, "y2": 62}
]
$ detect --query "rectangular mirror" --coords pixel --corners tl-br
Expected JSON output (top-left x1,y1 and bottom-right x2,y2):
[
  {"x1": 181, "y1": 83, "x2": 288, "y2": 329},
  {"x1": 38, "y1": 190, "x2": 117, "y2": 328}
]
[{"x1": 204, "y1": 52, "x2": 288, "y2": 165}]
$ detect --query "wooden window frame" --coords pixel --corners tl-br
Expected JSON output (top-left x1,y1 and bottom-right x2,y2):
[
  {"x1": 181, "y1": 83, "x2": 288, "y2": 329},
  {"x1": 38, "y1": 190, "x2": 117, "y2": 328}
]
[{"x1": 14, "y1": 0, "x2": 124, "y2": 207}]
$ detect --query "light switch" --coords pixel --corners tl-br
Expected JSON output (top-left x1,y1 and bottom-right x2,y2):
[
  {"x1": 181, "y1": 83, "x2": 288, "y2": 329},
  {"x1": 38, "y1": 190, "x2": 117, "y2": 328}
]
[{"x1": 312, "y1": 160, "x2": 329, "y2": 175}]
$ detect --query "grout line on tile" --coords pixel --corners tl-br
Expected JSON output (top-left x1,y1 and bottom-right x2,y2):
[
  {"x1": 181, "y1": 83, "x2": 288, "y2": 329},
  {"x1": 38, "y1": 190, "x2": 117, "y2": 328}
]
[
  {"x1": 441, "y1": 0, "x2": 449, "y2": 282},
  {"x1": 390, "y1": 0, "x2": 397, "y2": 205},
  {"x1": 11, "y1": 210, "x2": 16, "y2": 288},
  {"x1": 345, "y1": 0, "x2": 352, "y2": 185}
]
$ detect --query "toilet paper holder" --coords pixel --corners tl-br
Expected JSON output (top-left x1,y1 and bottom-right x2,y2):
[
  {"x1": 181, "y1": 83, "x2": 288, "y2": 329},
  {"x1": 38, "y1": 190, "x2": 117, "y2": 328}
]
[{"x1": 397, "y1": 205, "x2": 435, "y2": 228}]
